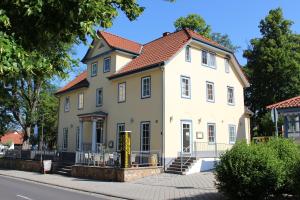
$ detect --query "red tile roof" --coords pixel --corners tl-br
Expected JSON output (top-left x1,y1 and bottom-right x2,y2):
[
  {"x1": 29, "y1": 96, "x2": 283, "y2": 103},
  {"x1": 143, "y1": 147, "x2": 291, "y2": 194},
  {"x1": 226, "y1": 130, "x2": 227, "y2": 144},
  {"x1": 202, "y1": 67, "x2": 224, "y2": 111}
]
[
  {"x1": 267, "y1": 96, "x2": 300, "y2": 109},
  {"x1": 109, "y1": 30, "x2": 191, "y2": 78},
  {"x1": 0, "y1": 131, "x2": 24, "y2": 145},
  {"x1": 99, "y1": 31, "x2": 142, "y2": 54},
  {"x1": 56, "y1": 71, "x2": 88, "y2": 94}
]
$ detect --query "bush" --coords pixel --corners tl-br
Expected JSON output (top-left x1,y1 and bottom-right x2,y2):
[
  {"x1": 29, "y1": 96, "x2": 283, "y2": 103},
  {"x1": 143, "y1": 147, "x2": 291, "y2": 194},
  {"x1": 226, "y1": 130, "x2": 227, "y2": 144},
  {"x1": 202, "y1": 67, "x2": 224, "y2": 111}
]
[{"x1": 215, "y1": 138, "x2": 300, "y2": 200}]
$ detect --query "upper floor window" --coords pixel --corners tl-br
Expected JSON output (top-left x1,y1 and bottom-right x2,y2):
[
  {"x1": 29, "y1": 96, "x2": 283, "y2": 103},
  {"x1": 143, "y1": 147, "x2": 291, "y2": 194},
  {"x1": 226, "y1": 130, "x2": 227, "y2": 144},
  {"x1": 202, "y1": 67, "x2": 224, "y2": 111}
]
[
  {"x1": 208, "y1": 123, "x2": 216, "y2": 144},
  {"x1": 206, "y1": 82, "x2": 215, "y2": 102},
  {"x1": 225, "y1": 59, "x2": 230, "y2": 73},
  {"x1": 181, "y1": 76, "x2": 191, "y2": 99},
  {"x1": 118, "y1": 82, "x2": 126, "y2": 103},
  {"x1": 96, "y1": 88, "x2": 103, "y2": 106},
  {"x1": 91, "y1": 62, "x2": 98, "y2": 77},
  {"x1": 78, "y1": 93, "x2": 84, "y2": 110},
  {"x1": 185, "y1": 46, "x2": 191, "y2": 62},
  {"x1": 202, "y1": 50, "x2": 217, "y2": 68},
  {"x1": 227, "y1": 86, "x2": 235, "y2": 105},
  {"x1": 141, "y1": 76, "x2": 151, "y2": 98},
  {"x1": 229, "y1": 125, "x2": 236, "y2": 144},
  {"x1": 103, "y1": 57, "x2": 111, "y2": 73},
  {"x1": 64, "y1": 97, "x2": 70, "y2": 112},
  {"x1": 202, "y1": 51, "x2": 208, "y2": 65}
]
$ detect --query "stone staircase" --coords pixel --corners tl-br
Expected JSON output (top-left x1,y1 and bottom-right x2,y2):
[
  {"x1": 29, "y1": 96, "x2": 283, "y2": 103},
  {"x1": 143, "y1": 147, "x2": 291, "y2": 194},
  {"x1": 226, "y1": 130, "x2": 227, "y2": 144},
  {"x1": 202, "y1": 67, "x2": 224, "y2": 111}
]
[
  {"x1": 165, "y1": 156, "x2": 197, "y2": 175},
  {"x1": 53, "y1": 162, "x2": 73, "y2": 176}
]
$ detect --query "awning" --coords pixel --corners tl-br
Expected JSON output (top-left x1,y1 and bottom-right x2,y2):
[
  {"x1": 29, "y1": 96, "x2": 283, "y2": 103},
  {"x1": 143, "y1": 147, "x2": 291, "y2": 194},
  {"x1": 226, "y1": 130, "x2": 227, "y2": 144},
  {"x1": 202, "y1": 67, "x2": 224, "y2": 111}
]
[{"x1": 77, "y1": 111, "x2": 108, "y2": 121}]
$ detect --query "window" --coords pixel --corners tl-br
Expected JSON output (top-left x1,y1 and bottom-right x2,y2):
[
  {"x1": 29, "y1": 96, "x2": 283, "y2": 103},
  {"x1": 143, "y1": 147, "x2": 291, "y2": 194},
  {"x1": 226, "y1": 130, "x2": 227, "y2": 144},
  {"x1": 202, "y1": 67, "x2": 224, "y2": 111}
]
[
  {"x1": 185, "y1": 46, "x2": 191, "y2": 62},
  {"x1": 227, "y1": 86, "x2": 235, "y2": 105},
  {"x1": 210, "y1": 53, "x2": 216, "y2": 68},
  {"x1": 63, "y1": 128, "x2": 68, "y2": 150},
  {"x1": 181, "y1": 76, "x2": 191, "y2": 98},
  {"x1": 116, "y1": 123, "x2": 125, "y2": 151},
  {"x1": 103, "y1": 57, "x2": 111, "y2": 73},
  {"x1": 118, "y1": 82, "x2": 126, "y2": 103},
  {"x1": 229, "y1": 125, "x2": 236, "y2": 144},
  {"x1": 208, "y1": 123, "x2": 216, "y2": 144},
  {"x1": 141, "y1": 122, "x2": 150, "y2": 152},
  {"x1": 64, "y1": 97, "x2": 70, "y2": 112},
  {"x1": 141, "y1": 76, "x2": 151, "y2": 98},
  {"x1": 91, "y1": 62, "x2": 98, "y2": 77},
  {"x1": 287, "y1": 115, "x2": 300, "y2": 134},
  {"x1": 202, "y1": 51, "x2": 208, "y2": 65},
  {"x1": 78, "y1": 93, "x2": 84, "y2": 109},
  {"x1": 206, "y1": 82, "x2": 215, "y2": 102},
  {"x1": 76, "y1": 127, "x2": 80, "y2": 150},
  {"x1": 225, "y1": 59, "x2": 230, "y2": 73},
  {"x1": 96, "y1": 88, "x2": 103, "y2": 106}
]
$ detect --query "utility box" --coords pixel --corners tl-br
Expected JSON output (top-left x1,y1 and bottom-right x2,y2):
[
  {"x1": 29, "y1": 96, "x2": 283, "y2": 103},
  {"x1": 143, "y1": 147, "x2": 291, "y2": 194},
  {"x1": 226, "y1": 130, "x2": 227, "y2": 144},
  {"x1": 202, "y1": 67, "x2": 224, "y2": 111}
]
[{"x1": 119, "y1": 131, "x2": 131, "y2": 168}]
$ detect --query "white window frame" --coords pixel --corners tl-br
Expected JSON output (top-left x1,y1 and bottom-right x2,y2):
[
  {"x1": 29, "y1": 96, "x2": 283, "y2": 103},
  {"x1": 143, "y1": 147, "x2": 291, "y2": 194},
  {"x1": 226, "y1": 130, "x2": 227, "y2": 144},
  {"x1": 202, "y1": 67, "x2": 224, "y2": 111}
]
[
  {"x1": 64, "y1": 96, "x2": 70, "y2": 112},
  {"x1": 206, "y1": 81, "x2": 215, "y2": 102},
  {"x1": 227, "y1": 86, "x2": 235, "y2": 105},
  {"x1": 181, "y1": 76, "x2": 191, "y2": 99},
  {"x1": 118, "y1": 82, "x2": 126, "y2": 103},
  {"x1": 103, "y1": 57, "x2": 111, "y2": 73},
  {"x1": 225, "y1": 59, "x2": 230, "y2": 73},
  {"x1": 140, "y1": 121, "x2": 151, "y2": 152},
  {"x1": 91, "y1": 62, "x2": 98, "y2": 77},
  {"x1": 208, "y1": 123, "x2": 216, "y2": 144},
  {"x1": 63, "y1": 128, "x2": 68, "y2": 150},
  {"x1": 78, "y1": 93, "x2": 84, "y2": 110},
  {"x1": 185, "y1": 46, "x2": 191, "y2": 62},
  {"x1": 96, "y1": 88, "x2": 103, "y2": 107},
  {"x1": 141, "y1": 76, "x2": 151, "y2": 99},
  {"x1": 76, "y1": 127, "x2": 80, "y2": 150},
  {"x1": 229, "y1": 125, "x2": 236, "y2": 144},
  {"x1": 116, "y1": 123, "x2": 125, "y2": 151}
]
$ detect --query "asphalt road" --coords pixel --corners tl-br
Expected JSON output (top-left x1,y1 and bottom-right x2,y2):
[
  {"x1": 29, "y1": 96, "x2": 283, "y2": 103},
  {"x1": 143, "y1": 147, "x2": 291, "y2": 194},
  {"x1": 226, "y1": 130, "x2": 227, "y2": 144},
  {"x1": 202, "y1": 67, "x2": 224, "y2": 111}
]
[{"x1": 0, "y1": 175, "x2": 120, "y2": 200}]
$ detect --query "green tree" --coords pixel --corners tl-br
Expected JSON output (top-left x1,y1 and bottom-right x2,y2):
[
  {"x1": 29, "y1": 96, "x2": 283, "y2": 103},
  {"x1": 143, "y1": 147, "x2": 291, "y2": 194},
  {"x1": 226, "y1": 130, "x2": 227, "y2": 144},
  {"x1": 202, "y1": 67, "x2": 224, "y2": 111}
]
[
  {"x1": 243, "y1": 8, "x2": 300, "y2": 135},
  {"x1": 174, "y1": 14, "x2": 239, "y2": 51}
]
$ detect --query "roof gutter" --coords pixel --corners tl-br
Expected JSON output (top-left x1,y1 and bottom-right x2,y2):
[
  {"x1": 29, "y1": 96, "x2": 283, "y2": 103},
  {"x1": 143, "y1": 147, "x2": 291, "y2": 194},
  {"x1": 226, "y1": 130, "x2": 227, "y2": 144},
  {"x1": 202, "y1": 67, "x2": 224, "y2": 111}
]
[
  {"x1": 191, "y1": 37, "x2": 233, "y2": 54},
  {"x1": 108, "y1": 61, "x2": 165, "y2": 80}
]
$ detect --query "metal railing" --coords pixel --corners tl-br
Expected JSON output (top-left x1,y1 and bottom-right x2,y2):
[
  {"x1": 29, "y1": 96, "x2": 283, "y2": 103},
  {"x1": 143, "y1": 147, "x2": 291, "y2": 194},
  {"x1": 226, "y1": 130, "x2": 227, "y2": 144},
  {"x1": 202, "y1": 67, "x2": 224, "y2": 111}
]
[
  {"x1": 75, "y1": 151, "x2": 118, "y2": 166},
  {"x1": 130, "y1": 150, "x2": 162, "y2": 167},
  {"x1": 193, "y1": 142, "x2": 234, "y2": 158},
  {"x1": 4, "y1": 149, "x2": 21, "y2": 159}
]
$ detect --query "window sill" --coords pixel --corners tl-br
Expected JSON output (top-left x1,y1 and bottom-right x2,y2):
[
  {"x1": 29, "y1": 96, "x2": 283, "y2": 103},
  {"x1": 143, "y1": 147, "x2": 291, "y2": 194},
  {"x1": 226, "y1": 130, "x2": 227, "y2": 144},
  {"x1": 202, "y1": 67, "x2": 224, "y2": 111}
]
[
  {"x1": 207, "y1": 99, "x2": 215, "y2": 103},
  {"x1": 141, "y1": 96, "x2": 151, "y2": 99},
  {"x1": 228, "y1": 103, "x2": 235, "y2": 106}
]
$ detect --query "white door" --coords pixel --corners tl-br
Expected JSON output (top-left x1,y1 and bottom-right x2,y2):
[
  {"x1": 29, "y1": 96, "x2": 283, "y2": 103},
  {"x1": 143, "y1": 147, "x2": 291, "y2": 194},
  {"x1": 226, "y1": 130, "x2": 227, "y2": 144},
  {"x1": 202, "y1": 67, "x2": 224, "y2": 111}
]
[{"x1": 181, "y1": 121, "x2": 192, "y2": 153}]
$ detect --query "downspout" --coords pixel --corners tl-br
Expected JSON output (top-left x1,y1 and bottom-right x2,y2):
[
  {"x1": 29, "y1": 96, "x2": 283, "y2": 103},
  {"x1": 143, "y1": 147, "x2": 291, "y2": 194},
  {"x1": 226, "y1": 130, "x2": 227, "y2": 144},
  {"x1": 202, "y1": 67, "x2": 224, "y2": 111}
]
[{"x1": 160, "y1": 64, "x2": 166, "y2": 171}]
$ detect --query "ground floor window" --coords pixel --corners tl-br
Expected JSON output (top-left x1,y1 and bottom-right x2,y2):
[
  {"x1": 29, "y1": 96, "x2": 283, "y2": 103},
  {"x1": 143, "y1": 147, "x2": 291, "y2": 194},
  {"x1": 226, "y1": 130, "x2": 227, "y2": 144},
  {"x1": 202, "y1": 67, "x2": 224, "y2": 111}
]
[
  {"x1": 229, "y1": 125, "x2": 236, "y2": 144},
  {"x1": 116, "y1": 123, "x2": 125, "y2": 151},
  {"x1": 208, "y1": 123, "x2": 216, "y2": 144},
  {"x1": 140, "y1": 122, "x2": 151, "y2": 152},
  {"x1": 96, "y1": 121, "x2": 104, "y2": 144},
  {"x1": 63, "y1": 128, "x2": 68, "y2": 150},
  {"x1": 287, "y1": 115, "x2": 300, "y2": 134},
  {"x1": 76, "y1": 127, "x2": 80, "y2": 150}
]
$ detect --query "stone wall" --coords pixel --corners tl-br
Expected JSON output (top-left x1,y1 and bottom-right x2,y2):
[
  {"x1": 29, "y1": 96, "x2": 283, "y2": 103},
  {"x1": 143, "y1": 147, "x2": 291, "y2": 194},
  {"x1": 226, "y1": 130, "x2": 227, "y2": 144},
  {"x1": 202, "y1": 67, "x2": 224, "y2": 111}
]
[
  {"x1": 72, "y1": 165, "x2": 162, "y2": 182},
  {"x1": 0, "y1": 159, "x2": 41, "y2": 172}
]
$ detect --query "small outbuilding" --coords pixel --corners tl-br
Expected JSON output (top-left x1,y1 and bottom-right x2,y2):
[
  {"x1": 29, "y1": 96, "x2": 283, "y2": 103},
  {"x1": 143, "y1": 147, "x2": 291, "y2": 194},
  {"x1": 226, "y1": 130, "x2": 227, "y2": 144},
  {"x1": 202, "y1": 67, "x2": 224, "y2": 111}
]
[
  {"x1": 0, "y1": 130, "x2": 24, "y2": 149},
  {"x1": 267, "y1": 96, "x2": 300, "y2": 143}
]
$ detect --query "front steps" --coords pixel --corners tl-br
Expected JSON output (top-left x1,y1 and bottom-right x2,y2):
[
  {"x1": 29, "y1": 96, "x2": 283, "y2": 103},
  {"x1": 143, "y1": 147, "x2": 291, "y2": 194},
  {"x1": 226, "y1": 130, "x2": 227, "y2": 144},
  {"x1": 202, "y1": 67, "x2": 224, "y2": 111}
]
[
  {"x1": 165, "y1": 156, "x2": 197, "y2": 175},
  {"x1": 53, "y1": 162, "x2": 73, "y2": 176}
]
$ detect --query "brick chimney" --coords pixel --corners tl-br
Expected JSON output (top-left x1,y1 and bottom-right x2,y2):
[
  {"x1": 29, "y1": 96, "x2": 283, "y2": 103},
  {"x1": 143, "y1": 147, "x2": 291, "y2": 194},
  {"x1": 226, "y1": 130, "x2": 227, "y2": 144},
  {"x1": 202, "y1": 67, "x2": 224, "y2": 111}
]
[{"x1": 163, "y1": 32, "x2": 170, "y2": 37}]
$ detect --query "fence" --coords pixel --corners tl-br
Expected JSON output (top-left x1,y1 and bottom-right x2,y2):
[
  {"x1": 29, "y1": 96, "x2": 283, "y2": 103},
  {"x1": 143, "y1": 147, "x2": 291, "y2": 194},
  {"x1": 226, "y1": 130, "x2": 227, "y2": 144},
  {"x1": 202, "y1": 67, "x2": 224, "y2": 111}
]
[
  {"x1": 3, "y1": 149, "x2": 21, "y2": 159},
  {"x1": 75, "y1": 150, "x2": 162, "y2": 167},
  {"x1": 192, "y1": 142, "x2": 234, "y2": 158}
]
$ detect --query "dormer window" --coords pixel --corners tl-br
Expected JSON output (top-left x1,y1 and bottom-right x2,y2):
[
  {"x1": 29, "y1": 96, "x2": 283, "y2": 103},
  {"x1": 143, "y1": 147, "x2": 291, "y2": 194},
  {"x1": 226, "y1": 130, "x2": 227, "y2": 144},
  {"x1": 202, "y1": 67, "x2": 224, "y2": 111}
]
[
  {"x1": 202, "y1": 50, "x2": 217, "y2": 69},
  {"x1": 91, "y1": 62, "x2": 98, "y2": 77},
  {"x1": 103, "y1": 57, "x2": 111, "y2": 73}
]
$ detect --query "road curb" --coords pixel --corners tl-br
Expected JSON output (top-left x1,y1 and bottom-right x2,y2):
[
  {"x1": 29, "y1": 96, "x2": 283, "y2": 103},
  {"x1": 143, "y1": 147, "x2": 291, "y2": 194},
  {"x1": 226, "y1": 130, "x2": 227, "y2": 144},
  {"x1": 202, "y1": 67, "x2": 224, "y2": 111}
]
[{"x1": 0, "y1": 172, "x2": 135, "y2": 200}]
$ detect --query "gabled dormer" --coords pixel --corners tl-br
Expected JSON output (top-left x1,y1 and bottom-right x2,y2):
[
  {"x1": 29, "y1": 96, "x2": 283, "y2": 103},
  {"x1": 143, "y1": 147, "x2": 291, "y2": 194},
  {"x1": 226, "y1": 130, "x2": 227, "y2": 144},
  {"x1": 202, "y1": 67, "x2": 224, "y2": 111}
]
[{"x1": 82, "y1": 31, "x2": 142, "y2": 77}]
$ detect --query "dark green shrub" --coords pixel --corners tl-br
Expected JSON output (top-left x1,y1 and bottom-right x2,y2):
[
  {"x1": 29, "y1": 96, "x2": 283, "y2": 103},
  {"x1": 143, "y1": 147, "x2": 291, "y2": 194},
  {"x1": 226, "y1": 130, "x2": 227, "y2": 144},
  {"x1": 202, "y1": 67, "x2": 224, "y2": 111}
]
[{"x1": 215, "y1": 138, "x2": 300, "y2": 200}]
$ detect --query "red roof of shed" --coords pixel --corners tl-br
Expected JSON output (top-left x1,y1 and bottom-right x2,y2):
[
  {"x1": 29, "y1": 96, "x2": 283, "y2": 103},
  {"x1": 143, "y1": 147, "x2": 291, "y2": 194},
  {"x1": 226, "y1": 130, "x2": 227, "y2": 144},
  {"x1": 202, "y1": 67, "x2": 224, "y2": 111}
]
[
  {"x1": 0, "y1": 131, "x2": 23, "y2": 145},
  {"x1": 267, "y1": 96, "x2": 300, "y2": 109}
]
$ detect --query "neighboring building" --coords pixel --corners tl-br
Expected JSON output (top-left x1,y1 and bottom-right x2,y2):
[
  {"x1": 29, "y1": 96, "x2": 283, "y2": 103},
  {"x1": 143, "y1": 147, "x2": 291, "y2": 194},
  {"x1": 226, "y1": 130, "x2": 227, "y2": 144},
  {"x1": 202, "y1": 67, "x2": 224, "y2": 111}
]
[
  {"x1": 0, "y1": 130, "x2": 24, "y2": 149},
  {"x1": 55, "y1": 29, "x2": 251, "y2": 166},
  {"x1": 267, "y1": 96, "x2": 300, "y2": 143}
]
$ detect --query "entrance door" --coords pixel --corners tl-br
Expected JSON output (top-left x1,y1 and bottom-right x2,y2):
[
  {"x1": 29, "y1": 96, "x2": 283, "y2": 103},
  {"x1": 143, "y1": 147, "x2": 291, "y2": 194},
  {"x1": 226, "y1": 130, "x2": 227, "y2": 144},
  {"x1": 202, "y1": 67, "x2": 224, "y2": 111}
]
[
  {"x1": 96, "y1": 121, "x2": 104, "y2": 144},
  {"x1": 181, "y1": 121, "x2": 192, "y2": 153}
]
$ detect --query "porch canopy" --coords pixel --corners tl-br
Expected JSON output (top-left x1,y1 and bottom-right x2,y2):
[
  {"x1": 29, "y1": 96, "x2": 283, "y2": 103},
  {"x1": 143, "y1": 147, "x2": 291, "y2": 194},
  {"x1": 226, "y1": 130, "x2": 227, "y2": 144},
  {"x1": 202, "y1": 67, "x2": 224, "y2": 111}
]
[
  {"x1": 77, "y1": 111, "x2": 108, "y2": 152},
  {"x1": 267, "y1": 96, "x2": 300, "y2": 142}
]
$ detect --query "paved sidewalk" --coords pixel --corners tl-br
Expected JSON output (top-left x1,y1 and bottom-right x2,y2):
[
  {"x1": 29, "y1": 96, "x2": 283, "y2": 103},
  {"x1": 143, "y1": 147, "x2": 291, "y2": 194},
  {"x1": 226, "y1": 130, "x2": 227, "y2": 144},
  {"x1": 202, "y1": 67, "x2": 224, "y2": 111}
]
[{"x1": 0, "y1": 169, "x2": 222, "y2": 200}]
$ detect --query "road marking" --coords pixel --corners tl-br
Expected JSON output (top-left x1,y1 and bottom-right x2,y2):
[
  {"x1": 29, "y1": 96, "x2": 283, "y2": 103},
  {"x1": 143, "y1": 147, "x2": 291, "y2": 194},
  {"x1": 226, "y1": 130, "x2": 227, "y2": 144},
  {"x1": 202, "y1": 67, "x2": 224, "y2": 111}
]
[{"x1": 16, "y1": 194, "x2": 34, "y2": 200}]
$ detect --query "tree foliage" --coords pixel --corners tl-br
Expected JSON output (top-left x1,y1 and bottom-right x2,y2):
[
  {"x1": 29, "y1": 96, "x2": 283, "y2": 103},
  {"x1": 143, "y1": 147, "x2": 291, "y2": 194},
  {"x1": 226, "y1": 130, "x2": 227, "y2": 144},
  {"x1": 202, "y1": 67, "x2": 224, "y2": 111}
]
[
  {"x1": 243, "y1": 8, "x2": 300, "y2": 134},
  {"x1": 174, "y1": 14, "x2": 239, "y2": 51}
]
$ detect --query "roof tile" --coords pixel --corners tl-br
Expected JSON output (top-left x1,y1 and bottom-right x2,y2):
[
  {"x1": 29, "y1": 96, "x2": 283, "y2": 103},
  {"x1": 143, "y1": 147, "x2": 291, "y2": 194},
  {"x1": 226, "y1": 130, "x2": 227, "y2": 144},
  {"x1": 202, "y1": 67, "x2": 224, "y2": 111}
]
[
  {"x1": 267, "y1": 96, "x2": 300, "y2": 109},
  {"x1": 56, "y1": 71, "x2": 88, "y2": 94}
]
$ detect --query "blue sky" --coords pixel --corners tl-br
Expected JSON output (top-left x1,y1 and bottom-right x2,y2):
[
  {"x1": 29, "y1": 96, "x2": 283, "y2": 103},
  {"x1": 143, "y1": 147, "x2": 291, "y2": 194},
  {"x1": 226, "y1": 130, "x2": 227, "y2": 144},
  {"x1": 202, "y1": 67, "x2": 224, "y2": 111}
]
[{"x1": 57, "y1": 0, "x2": 300, "y2": 87}]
